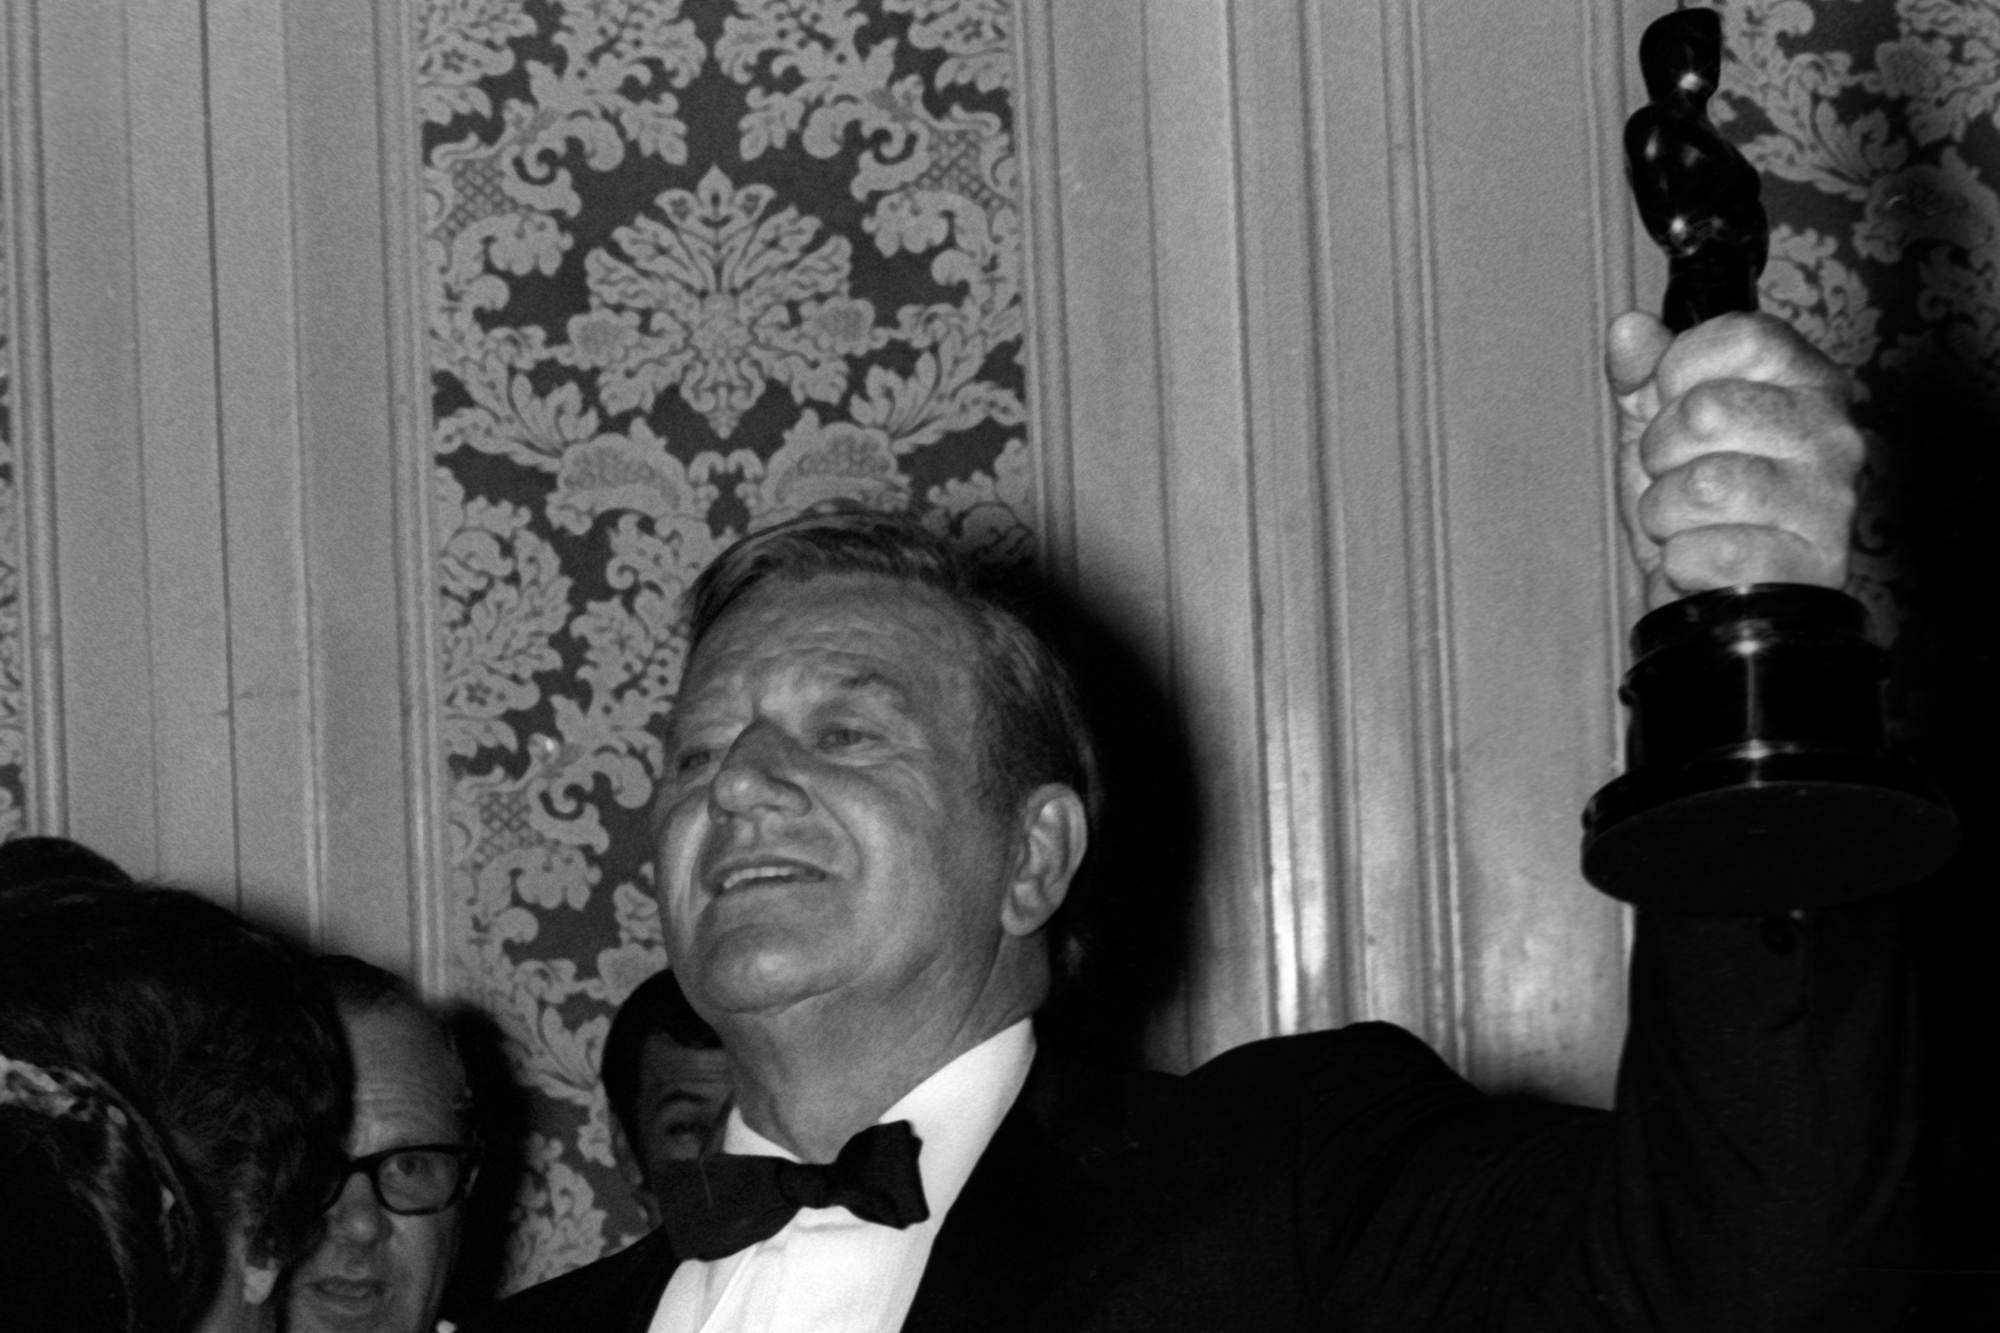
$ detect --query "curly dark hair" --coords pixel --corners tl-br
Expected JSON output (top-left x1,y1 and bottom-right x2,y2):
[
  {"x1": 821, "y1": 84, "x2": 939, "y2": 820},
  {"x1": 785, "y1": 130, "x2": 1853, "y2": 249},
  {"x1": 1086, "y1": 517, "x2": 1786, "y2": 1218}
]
[
  {"x1": 0, "y1": 878, "x2": 350, "y2": 1330},
  {"x1": 1, "y1": 1059, "x2": 195, "y2": 1333},
  {"x1": 680, "y1": 508, "x2": 1103, "y2": 991}
]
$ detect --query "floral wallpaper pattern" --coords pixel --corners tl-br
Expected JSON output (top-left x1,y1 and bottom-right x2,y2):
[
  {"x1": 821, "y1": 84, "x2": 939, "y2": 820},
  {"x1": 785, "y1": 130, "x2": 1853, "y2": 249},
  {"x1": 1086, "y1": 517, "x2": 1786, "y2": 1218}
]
[
  {"x1": 419, "y1": 0, "x2": 1033, "y2": 1288},
  {"x1": 1717, "y1": 0, "x2": 1998, "y2": 692}
]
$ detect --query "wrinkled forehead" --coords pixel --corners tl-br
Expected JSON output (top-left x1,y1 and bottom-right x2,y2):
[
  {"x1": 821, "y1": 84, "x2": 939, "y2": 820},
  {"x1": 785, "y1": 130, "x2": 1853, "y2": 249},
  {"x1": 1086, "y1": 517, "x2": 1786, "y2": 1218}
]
[
  {"x1": 673, "y1": 574, "x2": 986, "y2": 717},
  {"x1": 344, "y1": 1005, "x2": 467, "y2": 1137}
]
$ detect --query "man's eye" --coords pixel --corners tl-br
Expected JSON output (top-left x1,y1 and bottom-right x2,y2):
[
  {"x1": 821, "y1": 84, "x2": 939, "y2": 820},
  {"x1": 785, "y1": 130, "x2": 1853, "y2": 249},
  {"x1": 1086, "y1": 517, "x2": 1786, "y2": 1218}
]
[
  {"x1": 672, "y1": 746, "x2": 717, "y2": 776},
  {"x1": 383, "y1": 1150, "x2": 448, "y2": 1186},
  {"x1": 816, "y1": 726, "x2": 874, "y2": 752}
]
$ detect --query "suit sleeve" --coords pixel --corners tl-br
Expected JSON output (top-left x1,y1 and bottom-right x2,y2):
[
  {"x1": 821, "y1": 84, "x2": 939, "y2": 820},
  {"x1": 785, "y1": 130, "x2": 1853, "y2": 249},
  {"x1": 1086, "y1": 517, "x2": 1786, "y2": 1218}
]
[{"x1": 1320, "y1": 897, "x2": 1917, "y2": 1331}]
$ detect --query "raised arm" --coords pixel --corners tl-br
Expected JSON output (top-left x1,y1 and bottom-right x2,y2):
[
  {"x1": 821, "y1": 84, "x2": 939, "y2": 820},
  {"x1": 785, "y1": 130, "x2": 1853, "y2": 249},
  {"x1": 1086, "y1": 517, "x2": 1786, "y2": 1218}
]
[{"x1": 1315, "y1": 312, "x2": 1916, "y2": 1331}]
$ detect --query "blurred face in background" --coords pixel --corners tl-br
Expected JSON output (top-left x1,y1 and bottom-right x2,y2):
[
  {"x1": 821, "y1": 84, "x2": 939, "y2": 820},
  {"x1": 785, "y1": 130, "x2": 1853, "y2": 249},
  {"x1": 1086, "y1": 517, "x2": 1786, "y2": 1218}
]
[
  {"x1": 285, "y1": 1005, "x2": 472, "y2": 1333},
  {"x1": 616, "y1": 1032, "x2": 733, "y2": 1226}
]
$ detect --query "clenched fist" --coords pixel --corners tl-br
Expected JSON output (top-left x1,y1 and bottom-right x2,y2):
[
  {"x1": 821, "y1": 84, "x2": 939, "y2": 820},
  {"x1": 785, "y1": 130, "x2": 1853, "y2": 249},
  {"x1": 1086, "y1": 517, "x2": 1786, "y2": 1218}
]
[{"x1": 1606, "y1": 310, "x2": 1862, "y2": 611}]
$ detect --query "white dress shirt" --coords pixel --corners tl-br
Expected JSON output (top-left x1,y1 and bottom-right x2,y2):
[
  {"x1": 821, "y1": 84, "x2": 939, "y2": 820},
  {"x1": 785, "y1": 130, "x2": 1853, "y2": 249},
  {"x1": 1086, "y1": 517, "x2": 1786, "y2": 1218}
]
[{"x1": 649, "y1": 1019, "x2": 1036, "y2": 1333}]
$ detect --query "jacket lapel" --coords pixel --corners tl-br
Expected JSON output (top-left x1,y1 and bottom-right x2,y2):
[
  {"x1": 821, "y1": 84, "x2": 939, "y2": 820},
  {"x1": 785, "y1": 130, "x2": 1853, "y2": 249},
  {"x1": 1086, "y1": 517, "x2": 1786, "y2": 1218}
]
[
  {"x1": 582, "y1": 1226, "x2": 683, "y2": 1332},
  {"x1": 897, "y1": 1046, "x2": 1125, "y2": 1332}
]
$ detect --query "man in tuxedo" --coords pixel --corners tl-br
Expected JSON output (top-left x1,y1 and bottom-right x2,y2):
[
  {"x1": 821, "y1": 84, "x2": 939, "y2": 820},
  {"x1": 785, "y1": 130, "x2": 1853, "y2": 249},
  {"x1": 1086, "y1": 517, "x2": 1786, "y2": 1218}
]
[{"x1": 473, "y1": 311, "x2": 1910, "y2": 1330}]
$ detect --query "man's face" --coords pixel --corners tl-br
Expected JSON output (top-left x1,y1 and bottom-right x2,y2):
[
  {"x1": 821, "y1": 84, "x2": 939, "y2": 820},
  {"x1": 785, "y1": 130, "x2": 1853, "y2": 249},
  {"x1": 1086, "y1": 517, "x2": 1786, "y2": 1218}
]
[
  {"x1": 613, "y1": 1033, "x2": 735, "y2": 1227},
  {"x1": 634, "y1": 1035, "x2": 733, "y2": 1169},
  {"x1": 285, "y1": 1006, "x2": 467, "y2": 1333},
  {"x1": 654, "y1": 574, "x2": 1019, "y2": 1025}
]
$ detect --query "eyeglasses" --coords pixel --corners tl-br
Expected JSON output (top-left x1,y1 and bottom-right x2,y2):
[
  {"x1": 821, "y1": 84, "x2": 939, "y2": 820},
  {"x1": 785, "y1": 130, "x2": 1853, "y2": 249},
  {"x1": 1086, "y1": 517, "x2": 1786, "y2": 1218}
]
[{"x1": 327, "y1": 1144, "x2": 478, "y2": 1216}]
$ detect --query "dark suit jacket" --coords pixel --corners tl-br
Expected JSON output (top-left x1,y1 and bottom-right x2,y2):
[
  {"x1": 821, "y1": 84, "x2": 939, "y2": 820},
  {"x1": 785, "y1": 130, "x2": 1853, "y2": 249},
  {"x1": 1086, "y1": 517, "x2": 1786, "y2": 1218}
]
[{"x1": 473, "y1": 902, "x2": 1912, "y2": 1331}]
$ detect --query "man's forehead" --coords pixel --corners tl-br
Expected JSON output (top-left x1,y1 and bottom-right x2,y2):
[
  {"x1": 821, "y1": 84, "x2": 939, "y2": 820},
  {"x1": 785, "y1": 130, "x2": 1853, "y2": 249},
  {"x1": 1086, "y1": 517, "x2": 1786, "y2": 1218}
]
[
  {"x1": 346, "y1": 1006, "x2": 465, "y2": 1134},
  {"x1": 641, "y1": 1037, "x2": 732, "y2": 1090},
  {"x1": 676, "y1": 575, "x2": 980, "y2": 701}
]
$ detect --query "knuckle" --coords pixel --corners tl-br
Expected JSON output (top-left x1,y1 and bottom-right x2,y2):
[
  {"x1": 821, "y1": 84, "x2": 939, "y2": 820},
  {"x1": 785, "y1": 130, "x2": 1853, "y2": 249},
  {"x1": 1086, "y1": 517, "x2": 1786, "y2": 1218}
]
[
  {"x1": 1736, "y1": 312, "x2": 1841, "y2": 383},
  {"x1": 1664, "y1": 527, "x2": 1758, "y2": 589},
  {"x1": 1677, "y1": 378, "x2": 1787, "y2": 445},
  {"x1": 1677, "y1": 380, "x2": 1738, "y2": 438},
  {"x1": 1683, "y1": 451, "x2": 1759, "y2": 507},
  {"x1": 1706, "y1": 529, "x2": 1757, "y2": 580}
]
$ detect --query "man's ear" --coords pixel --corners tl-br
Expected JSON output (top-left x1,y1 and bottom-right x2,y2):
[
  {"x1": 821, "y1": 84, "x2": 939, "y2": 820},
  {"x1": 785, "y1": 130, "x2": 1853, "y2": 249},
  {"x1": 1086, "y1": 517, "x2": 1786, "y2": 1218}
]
[{"x1": 1000, "y1": 784, "x2": 1088, "y2": 938}]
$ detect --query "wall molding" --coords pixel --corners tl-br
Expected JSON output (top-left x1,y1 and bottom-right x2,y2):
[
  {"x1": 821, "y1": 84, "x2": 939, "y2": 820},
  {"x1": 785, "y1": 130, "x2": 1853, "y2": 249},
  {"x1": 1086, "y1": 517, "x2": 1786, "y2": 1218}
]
[
  {"x1": 2, "y1": 0, "x2": 447, "y2": 986},
  {"x1": 3, "y1": 0, "x2": 64, "y2": 834}
]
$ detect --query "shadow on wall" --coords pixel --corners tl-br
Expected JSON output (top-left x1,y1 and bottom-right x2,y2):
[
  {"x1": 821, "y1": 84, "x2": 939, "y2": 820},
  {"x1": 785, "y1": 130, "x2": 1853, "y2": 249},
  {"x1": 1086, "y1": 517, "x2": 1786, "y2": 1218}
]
[
  {"x1": 997, "y1": 566, "x2": 1205, "y2": 1075},
  {"x1": 440, "y1": 1002, "x2": 531, "y2": 1325}
]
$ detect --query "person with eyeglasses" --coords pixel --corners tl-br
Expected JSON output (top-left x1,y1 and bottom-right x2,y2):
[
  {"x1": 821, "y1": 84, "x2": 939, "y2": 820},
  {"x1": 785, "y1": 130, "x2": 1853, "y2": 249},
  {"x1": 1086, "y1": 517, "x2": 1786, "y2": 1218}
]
[{"x1": 285, "y1": 956, "x2": 480, "y2": 1333}]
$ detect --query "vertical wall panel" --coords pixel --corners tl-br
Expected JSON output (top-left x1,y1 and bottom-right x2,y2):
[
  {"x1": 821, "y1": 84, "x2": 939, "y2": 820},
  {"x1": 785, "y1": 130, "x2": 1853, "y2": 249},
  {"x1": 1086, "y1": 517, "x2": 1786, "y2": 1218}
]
[
  {"x1": 126, "y1": 0, "x2": 237, "y2": 891},
  {"x1": 1022, "y1": 0, "x2": 1651, "y2": 1100},
  {"x1": 5, "y1": 0, "x2": 51, "y2": 834},
  {"x1": 282, "y1": 0, "x2": 441, "y2": 981},
  {"x1": 1370, "y1": 0, "x2": 1473, "y2": 1068},
  {"x1": 1303, "y1": 0, "x2": 1444, "y2": 1047},
  {"x1": 8, "y1": 0, "x2": 443, "y2": 975},
  {"x1": 1416, "y1": 0, "x2": 1634, "y2": 1100},
  {"x1": 1027, "y1": 1, "x2": 1173, "y2": 641},
  {"x1": 1142, "y1": 2, "x2": 1272, "y2": 1064},
  {"x1": 1018, "y1": 0, "x2": 1185, "y2": 1067},
  {"x1": 0, "y1": 0, "x2": 30, "y2": 835},
  {"x1": 36, "y1": 0, "x2": 161, "y2": 868},
  {"x1": 1229, "y1": 1, "x2": 1340, "y2": 1038},
  {"x1": 207, "y1": 0, "x2": 316, "y2": 937}
]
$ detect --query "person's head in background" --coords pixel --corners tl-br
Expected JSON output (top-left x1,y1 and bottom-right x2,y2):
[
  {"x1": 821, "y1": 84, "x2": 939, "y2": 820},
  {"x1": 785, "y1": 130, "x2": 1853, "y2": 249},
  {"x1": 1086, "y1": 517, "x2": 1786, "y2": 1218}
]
[
  {"x1": 0, "y1": 876, "x2": 350, "y2": 1333},
  {"x1": 285, "y1": 956, "x2": 478, "y2": 1333},
  {"x1": 0, "y1": 833, "x2": 134, "y2": 890},
  {"x1": 601, "y1": 969, "x2": 732, "y2": 1227}
]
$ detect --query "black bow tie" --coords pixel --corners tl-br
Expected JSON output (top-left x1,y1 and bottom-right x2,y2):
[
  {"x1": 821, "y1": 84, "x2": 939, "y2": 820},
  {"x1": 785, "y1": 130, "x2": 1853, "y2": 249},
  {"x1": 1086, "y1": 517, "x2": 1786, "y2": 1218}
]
[{"x1": 656, "y1": 1119, "x2": 931, "y2": 1261}]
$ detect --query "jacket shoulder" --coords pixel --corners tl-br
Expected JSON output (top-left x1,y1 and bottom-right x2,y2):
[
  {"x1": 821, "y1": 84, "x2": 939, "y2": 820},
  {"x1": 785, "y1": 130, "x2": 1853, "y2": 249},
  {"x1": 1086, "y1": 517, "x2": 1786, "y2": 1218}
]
[
  {"x1": 463, "y1": 1227, "x2": 676, "y2": 1333},
  {"x1": 1179, "y1": 1021, "x2": 1474, "y2": 1117}
]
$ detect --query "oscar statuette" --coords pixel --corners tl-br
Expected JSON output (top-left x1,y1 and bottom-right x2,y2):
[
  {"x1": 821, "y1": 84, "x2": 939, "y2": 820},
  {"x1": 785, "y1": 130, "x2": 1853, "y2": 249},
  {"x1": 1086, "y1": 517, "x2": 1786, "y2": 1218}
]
[{"x1": 1579, "y1": 6, "x2": 1957, "y2": 914}]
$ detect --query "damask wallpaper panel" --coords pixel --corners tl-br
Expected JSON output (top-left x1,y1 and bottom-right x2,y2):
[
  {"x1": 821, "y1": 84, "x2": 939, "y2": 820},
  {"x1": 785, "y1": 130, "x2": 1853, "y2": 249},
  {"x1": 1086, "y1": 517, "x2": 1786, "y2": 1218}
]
[
  {"x1": 1718, "y1": 1, "x2": 1998, "y2": 653},
  {"x1": 422, "y1": 0, "x2": 1034, "y2": 1284}
]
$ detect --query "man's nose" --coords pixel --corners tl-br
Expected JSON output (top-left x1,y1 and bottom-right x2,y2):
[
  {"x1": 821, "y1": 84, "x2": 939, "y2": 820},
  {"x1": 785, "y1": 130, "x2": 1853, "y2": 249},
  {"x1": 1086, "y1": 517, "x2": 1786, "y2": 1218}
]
[
  {"x1": 325, "y1": 1171, "x2": 391, "y2": 1244},
  {"x1": 710, "y1": 722, "x2": 811, "y2": 818}
]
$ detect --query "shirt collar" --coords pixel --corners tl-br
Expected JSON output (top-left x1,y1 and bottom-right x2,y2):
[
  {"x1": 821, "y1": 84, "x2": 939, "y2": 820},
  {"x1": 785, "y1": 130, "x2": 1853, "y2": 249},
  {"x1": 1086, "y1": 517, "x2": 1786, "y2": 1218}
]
[{"x1": 722, "y1": 1018, "x2": 1036, "y2": 1222}]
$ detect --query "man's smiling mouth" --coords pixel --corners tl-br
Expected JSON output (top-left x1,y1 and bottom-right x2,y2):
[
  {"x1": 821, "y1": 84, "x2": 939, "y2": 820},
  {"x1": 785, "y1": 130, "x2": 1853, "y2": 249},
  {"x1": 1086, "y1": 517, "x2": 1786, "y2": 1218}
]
[{"x1": 710, "y1": 858, "x2": 828, "y2": 895}]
